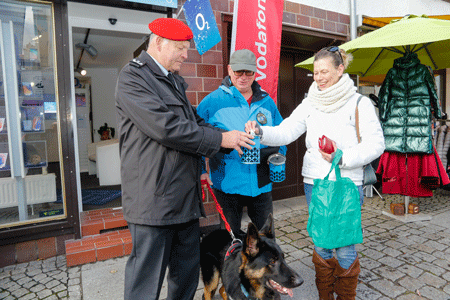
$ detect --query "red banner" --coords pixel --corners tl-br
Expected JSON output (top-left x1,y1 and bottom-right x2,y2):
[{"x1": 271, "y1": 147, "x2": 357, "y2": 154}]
[{"x1": 231, "y1": 0, "x2": 284, "y2": 103}]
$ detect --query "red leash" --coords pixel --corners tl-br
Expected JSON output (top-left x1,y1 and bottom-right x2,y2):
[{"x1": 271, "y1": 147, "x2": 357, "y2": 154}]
[{"x1": 201, "y1": 179, "x2": 237, "y2": 241}]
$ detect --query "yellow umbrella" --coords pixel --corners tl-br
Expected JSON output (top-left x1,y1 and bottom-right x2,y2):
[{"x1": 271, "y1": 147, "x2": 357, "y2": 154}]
[{"x1": 296, "y1": 15, "x2": 450, "y2": 77}]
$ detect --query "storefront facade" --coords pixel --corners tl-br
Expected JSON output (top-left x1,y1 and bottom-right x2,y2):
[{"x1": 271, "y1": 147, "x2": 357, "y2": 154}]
[
  {"x1": 0, "y1": 0, "x2": 171, "y2": 267},
  {"x1": 1, "y1": 0, "x2": 448, "y2": 267}
]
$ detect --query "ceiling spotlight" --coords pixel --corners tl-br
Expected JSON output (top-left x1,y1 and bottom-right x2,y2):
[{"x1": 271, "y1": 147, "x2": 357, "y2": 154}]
[
  {"x1": 75, "y1": 43, "x2": 98, "y2": 57},
  {"x1": 75, "y1": 67, "x2": 87, "y2": 76}
]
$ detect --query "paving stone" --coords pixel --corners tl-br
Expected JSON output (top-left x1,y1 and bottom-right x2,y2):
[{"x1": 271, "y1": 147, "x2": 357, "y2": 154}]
[
  {"x1": 396, "y1": 293, "x2": 426, "y2": 300},
  {"x1": 418, "y1": 285, "x2": 450, "y2": 300},
  {"x1": 397, "y1": 264, "x2": 424, "y2": 279},
  {"x1": 369, "y1": 279, "x2": 406, "y2": 298},
  {"x1": 417, "y1": 272, "x2": 447, "y2": 288},
  {"x1": 407, "y1": 234, "x2": 428, "y2": 244},
  {"x1": 398, "y1": 275, "x2": 425, "y2": 292},
  {"x1": 362, "y1": 241, "x2": 386, "y2": 252},
  {"x1": 45, "y1": 279, "x2": 60, "y2": 289},
  {"x1": 52, "y1": 283, "x2": 66, "y2": 293},
  {"x1": 18, "y1": 292, "x2": 37, "y2": 300},
  {"x1": 378, "y1": 256, "x2": 404, "y2": 268},
  {"x1": 359, "y1": 257, "x2": 382, "y2": 270},
  {"x1": 26, "y1": 268, "x2": 42, "y2": 277},
  {"x1": 359, "y1": 269, "x2": 380, "y2": 284},
  {"x1": 280, "y1": 244, "x2": 298, "y2": 254},
  {"x1": 356, "y1": 282, "x2": 383, "y2": 299},
  {"x1": 29, "y1": 284, "x2": 45, "y2": 293},
  {"x1": 57, "y1": 290, "x2": 68, "y2": 298},
  {"x1": 412, "y1": 251, "x2": 437, "y2": 263},
  {"x1": 22, "y1": 280, "x2": 37, "y2": 289},
  {"x1": 372, "y1": 266, "x2": 405, "y2": 281},
  {"x1": 416, "y1": 262, "x2": 446, "y2": 276},
  {"x1": 361, "y1": 248, "x2": 384, "y2": 260},
  {"x1": 17, "y1": 276, "x2": 32, "y2": 285},
  {"x1": 11, "y1": 287, "x2": 28, "y2": 298}
]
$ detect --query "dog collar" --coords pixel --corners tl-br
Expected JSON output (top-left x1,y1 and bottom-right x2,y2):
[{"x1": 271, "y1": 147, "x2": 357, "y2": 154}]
[
  {"x1": 225, "y1": 239, "x2": 242, "y2": 261},
  {"x1": 240, "y1": 283, "x2": 250, "y2": 298}
]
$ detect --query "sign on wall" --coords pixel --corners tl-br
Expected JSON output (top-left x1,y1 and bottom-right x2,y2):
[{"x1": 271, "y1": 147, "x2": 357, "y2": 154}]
[
  {"x1": 231, "y1": 0, "x2": 284, "y2": 103},
  {"x1": 183, "y1": 0, "x2": 221, "y2": 55},
  {"x1": 122, "y1": 0, "x2": 178, "y2": 9}
]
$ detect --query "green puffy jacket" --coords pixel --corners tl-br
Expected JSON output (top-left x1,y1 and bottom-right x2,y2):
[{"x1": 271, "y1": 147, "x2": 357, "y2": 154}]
[{"x1": 378, "y1": 52, "x2": 441, "y2": 154}]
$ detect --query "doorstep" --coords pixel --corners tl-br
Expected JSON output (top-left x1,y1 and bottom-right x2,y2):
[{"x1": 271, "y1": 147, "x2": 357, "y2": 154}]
[
  {"x1": 65, "y1": 228, "x2": 131, "y2": 267},
  {"x1": 65, "y1": 207, "x2": 221, "y2": 267},
  {"x1": 65, "y1": 207, "x2": 130, "y2": 267}
]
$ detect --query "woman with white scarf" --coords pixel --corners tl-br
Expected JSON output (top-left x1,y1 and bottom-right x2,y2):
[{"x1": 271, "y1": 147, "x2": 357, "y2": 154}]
[{"x1": 246, "y1": 47, "x2": 385, "y2": 300}]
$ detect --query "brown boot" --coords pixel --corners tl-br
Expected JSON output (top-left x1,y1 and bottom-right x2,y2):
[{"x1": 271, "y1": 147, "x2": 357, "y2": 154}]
[
  {"x1": 334, "y1": 257, "x2": 360, "y2": 300},
  {"x1": 312, "y1": 250, "x2": 337, "y2": 300}
]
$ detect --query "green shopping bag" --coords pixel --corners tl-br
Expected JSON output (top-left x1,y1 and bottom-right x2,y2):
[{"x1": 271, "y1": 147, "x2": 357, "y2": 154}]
[{"x1": 307, "y1": 149, "x2": 363, "y2": 249}]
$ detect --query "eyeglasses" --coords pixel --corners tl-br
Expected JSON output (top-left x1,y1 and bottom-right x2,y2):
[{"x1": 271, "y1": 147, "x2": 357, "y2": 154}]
[
  {"x1": 325, "y1": 46, "x2": 343, "y2": 64},
  {"x1": 233, "y1": 70, "x2": 255, "y2": 77}
]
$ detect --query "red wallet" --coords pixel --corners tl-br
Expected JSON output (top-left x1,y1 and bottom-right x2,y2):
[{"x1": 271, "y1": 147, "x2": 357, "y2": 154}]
[{"x1": 318, "y1": 135, "x2": 334, "y2": 154}]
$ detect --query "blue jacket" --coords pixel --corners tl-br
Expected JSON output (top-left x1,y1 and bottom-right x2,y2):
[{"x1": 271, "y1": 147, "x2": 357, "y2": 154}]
[{"x1": 197, "y1": 77, "x2": 286, "y2": 197}]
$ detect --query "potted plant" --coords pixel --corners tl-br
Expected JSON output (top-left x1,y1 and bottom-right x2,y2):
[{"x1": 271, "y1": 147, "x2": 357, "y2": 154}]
[{"x1": 98, "y1": 123, "x2": 115, "y2": 140}]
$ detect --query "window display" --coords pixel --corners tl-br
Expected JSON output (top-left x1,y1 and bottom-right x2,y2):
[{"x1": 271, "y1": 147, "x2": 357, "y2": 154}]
[{"x1": 0, "y1": 0, "x2": 64, "y2": 226}]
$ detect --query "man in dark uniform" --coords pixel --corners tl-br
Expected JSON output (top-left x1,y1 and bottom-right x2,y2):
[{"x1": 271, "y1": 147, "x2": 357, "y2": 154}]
[{"x1": 115, "y1": 18, "x2": 254, "y2": 300}]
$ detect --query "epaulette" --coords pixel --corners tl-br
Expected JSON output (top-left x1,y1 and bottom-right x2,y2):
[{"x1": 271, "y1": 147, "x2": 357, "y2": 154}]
[{"x1": 130, "y1": 58, "x2": 145, "y2": 68}]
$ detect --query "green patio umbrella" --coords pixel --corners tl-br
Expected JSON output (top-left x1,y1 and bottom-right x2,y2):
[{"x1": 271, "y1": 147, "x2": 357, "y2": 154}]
[{"x1": 296, "y1": 15, "x2": 450, "y2": 77}]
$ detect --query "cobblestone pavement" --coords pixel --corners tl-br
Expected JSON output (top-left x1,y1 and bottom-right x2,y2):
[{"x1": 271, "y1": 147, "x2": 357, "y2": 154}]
[{"x1": 1, "y1": 189, "x2": 450, "y2": 299}]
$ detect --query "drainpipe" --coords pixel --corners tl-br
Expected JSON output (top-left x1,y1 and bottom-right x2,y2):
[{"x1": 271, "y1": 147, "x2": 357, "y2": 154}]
[
  {"x1": 349, "y1": 0, "x2": 360, "y2": 94},
  {"x1": 349, "y1": 0, "x2": 357, "y2": 40}
]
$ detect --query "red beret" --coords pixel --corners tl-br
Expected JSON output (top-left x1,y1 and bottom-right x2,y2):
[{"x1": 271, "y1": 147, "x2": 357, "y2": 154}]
[{"x1": 148, "y1": 18, "x2": 193, "y2": 41}]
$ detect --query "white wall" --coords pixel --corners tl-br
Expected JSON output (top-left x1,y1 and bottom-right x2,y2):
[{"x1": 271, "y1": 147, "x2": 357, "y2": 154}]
[
  {"x1": 356, "y1": 0, "x2": 450, "y2": 18},
  {"x1": 447, "y1": 69, "x2": 450, "y2": 114},
  {"x1": 289, "y1": 0, "x2": 450, "y2": 18},
  {"x1": 85, "y1": 68, "x2": 120, "y2": 143},
  {"x1": 67, "y1": 2, "x2": 157, "y2": 34}
]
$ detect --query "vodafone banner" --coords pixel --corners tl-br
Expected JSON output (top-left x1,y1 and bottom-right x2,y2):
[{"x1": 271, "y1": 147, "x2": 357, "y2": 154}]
[{"x1": 231, "y1": 0, "x2": 284, "y2": 103}]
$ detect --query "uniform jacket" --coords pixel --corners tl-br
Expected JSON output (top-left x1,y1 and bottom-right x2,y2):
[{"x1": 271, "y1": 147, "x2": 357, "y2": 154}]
[
  {"x1": 260, "y1": 93, "x2": 385, "y2": 186},
  {"x1": 197, "y1": 77, "x2": 286, "y2": 197},
  {"x1": 115, "y1": 51, "x2": 224, "y2": 226},
  {"x1": 378, "y1": 52, "x2": 442, "y2": 154}
]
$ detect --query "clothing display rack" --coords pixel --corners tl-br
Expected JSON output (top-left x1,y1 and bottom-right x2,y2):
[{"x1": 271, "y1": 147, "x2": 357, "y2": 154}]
[{"x1": 382, "y1": 195, "x2": 432, "y2": 222}]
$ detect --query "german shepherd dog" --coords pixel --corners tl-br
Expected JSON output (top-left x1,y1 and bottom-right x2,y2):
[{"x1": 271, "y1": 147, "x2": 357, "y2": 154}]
[{"x1": 200, "y1": 214, "x2": 303, "y2": 300}]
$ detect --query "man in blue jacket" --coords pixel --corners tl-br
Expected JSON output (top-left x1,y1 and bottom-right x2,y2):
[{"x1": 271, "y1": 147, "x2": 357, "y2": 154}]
[{"x1": 197, "y1": 49, "x2": 286, "y2": 238}]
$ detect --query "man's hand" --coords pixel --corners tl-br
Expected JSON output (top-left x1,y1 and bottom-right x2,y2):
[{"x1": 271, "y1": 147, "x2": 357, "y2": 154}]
[
  {"x1": 221, "y1": 130, "x2": 255, "y2": 155},
  {"x1": 201, "y1": 173, "x2": 213, "y2": 186}
]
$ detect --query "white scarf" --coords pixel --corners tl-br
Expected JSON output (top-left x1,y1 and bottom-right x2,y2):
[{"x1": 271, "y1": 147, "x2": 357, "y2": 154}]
[{"x1": 306, "y1": 73, "x2": 357, "y2": 113}]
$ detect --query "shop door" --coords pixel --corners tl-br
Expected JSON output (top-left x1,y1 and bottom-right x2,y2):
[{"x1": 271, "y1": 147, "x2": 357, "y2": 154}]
[{"x1": 271, "y1": 49, "x2": 314, "y2": 200}]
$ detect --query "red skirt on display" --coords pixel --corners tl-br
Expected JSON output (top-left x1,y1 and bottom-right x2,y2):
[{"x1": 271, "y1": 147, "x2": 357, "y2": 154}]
[{"x1": 376, "y1": 148, "x2": 450, "y2": 197}]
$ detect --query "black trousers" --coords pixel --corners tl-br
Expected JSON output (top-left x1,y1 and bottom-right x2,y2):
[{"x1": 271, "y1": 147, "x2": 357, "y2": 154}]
[
  {"x1": 213, "y1": 189, "x2": 273, "y2": 239},
  {"x1": 124, "y1": 220, "x2": 200, "y2": 300}
]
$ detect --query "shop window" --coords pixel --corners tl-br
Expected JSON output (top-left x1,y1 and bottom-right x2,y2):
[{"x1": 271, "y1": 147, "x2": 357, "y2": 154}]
[{"x1": 0, "y1": 0, "x2": 65, "y2": 227}]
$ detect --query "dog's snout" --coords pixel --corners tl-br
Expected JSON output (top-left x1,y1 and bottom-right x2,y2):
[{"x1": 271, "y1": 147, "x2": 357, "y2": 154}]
[{"x1": 292, "y1": 273, "x2": 304, "y2": 287}]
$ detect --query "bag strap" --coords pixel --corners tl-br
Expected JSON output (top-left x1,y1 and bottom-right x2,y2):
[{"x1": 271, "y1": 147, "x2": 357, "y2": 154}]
[
  {"x1": 355, "y1": 95, "x2": 364, "y2": 144},
  {"x1": 325, "y1": 149, "x2": 343, "y2": 180}
]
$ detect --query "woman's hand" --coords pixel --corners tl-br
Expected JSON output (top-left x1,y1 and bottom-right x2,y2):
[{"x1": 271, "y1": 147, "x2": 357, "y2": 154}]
[
  {"x1": 319, "y1": 140, "x2": 337, "y2": 162},
  {"x1": 245, "y1": 121, "x2": 260, "y2": 135}
]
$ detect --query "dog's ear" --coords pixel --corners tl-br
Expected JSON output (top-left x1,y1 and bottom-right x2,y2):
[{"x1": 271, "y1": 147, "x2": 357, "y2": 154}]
[
  {"x1": 245, "y1": 222, "x2": 260, "y2": 256},
  {"x1": 259, "y1": 213, "x2": 275, "y2": 239}
]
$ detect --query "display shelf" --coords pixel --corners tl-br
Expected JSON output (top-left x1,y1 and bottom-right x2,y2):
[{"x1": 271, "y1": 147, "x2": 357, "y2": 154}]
[
  {"x1": 0, "y1": 106, "x2": 6, "y2": 134},
  {"x1": 20, "y1": 103, "x2": 45, "y2": 133},
  {"x1": 0, "y1": 142, "x2": 10, "y2": 171},
  {"x1": 23, "y1": 140, "x2": 47, "y2": 169}
]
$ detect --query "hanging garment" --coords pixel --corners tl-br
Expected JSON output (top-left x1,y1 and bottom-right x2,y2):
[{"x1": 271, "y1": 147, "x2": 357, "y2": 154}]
[
  {"x1": 378, "y1": 52, "x2": 442, "y2": 154},
  {"x1": 433, "y1": 124, "x2": 440, "y2": 149},
  {"x1": 376, "y1": 148, "x2": 450, "y2": 197},
  {"x1": 441, "y1": 127, "x2": 450, "y2": 169},
  {"x1": 436, "y1": 125, "x2": 447, "y2": 162}
]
